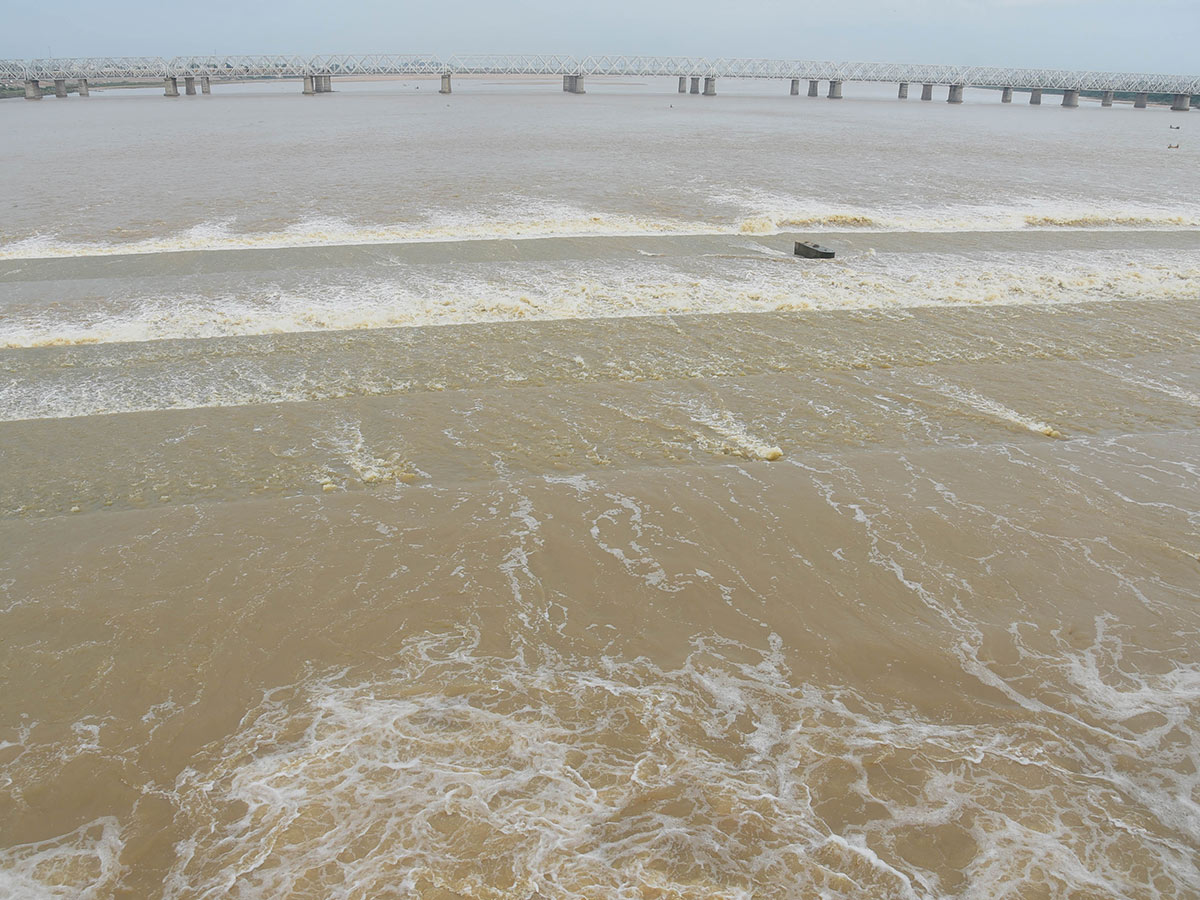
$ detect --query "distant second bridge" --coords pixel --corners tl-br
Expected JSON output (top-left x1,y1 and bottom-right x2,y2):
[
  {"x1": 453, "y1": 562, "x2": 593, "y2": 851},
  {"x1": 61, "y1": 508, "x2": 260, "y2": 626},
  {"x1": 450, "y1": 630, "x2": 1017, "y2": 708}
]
[{"x1": 2, "y1": 54, "x2": 1195, "y2": 110}]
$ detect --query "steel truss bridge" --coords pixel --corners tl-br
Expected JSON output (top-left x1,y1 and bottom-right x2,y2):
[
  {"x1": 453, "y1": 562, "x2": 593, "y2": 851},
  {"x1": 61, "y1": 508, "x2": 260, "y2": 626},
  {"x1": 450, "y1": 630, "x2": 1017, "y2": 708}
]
[{"x1": 2, "y1": 54, "x2": 1198, "y2": 94}]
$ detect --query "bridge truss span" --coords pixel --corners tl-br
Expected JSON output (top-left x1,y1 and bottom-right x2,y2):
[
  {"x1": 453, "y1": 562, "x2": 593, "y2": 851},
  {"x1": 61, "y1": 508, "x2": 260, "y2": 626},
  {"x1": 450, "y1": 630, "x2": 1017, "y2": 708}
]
[{"x1": 1, "y1": 54, "x2": 1196, "y2": 95}]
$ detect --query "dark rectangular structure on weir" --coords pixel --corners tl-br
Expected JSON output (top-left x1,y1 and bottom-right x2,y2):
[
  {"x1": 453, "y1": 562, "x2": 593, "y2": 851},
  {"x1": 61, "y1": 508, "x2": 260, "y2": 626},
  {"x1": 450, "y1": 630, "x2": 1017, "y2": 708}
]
[{"x1": 794, "y1": 241, "x2": 835, "y2": 259}]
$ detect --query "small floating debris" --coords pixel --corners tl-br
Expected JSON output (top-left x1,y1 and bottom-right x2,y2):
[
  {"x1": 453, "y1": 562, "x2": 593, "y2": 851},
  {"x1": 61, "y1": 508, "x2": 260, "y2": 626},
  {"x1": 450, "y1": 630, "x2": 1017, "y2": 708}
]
[{"x1": 794, "y1": 241, "x2": 835, "y2": 259}]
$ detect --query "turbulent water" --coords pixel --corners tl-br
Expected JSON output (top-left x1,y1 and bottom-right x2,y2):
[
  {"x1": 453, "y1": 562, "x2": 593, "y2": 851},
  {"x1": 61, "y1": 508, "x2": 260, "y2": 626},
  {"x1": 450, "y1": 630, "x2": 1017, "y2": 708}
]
[{"x1": 1, "y1": 76, "x2": 1199, "y2": 899}]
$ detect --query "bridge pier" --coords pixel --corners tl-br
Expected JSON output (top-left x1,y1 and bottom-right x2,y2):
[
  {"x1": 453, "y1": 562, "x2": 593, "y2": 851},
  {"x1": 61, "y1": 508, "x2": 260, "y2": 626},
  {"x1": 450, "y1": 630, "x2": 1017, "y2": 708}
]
[
  {"x1": 808, "y1": 80, "x2": 819, "y2": 97},
  {"x1": 303, "y1": 75, "x2": 315, "y2": 95},
  {"x1": 1100, "y1": 90, "x2": 1113, "y2": 107},
  {"x1": 1134, "y1": 92, "x2": 1148, "y2": 108},
  {"x1": 563, "y1": 74, "x2": 585, "y2": 93},
  {"x1": 1001, "y1": 87, "x2": 1013, "y2": 103},
  {"x1": 77, "y1": 78, "x2": 89, "y2": 97},
  {"x1": 322, "y1": 75, "x2": 332, "y2": 91},
  {"x1": 703, "y1": 76, "x2": 716, "y2": 96},
  {"x1": 898, "y1": 82, "x2": 908, "y2": 99},
  {"x1": 440, "y1": 73, "x2": 451, "y2": 94},
  {"x1": 690, "y1": 76, "x2": 700, "y2": 94},
  {"x1": 54, "y1": 78, "x2": 67, "y2": 98},
  {"x1": 1172, "y1": 93, "x2": 1191, "y2": 111},
  {"x1": 1030, "y1": 88, "x2": 1042, "y2": 105},
  {"x1": 164, "y1": 77, "x2": 179, "y2": 97},
  {"x1": 23, "y1": 79, "x2": 41, "y2": 100},
  {"x1": 827, "y1": 80, "x2": 842, "y2": 99},
  {"x1": 921, "y1": 83, "x2": 933, "y2": 101},
  {"x1": 947, "y1": 84, "x2": 964, "y2": 103},
  {"x1": 201, "y1": 76, "x2": 211, "y2": 94},
  {"x1": 1062, "y1": 89, "x2": 1079, "y2": 108},
  {"x1": 679, "y1": 76, "x2": 687, "y2": 93},
  {"x1": 791, "y1": 78, "x2": 799, "y2": 95},
  {"x1": 185, "y1": 76, "x2": 196, "y2": 96}
]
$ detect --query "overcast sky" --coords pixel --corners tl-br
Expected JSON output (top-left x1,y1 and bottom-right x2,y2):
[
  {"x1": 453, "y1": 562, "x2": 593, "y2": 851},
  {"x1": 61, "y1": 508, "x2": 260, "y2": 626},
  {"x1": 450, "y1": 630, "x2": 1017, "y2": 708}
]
[{"x1": 4, "y1": 0, "x2": 1198, "y2": 74}]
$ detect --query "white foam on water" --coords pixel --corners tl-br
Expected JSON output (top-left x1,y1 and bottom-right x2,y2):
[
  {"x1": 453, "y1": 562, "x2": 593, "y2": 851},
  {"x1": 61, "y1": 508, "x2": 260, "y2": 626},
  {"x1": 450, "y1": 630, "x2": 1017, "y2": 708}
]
[
  {"x1": 153, "y1": 627, "x2": 1199, "y2": 900},
  {"x1": 667, "y1": 397, "x2": 783, "y2": 460},
  {"x1": 705, "y1": 186, "x2": 1200, "y2": 236},
  {"x1": 5, "y1": 249, "x2": 1197, "y2": 353},
  {"x1": 314, "y1": 419, "x2": 422, "y2": 488},
  {"x1": 2, "y1": 201, "x2": 1198, "y2": 260},
  {"x1": 922, "y1": 377, "x2": 1064, "y2": 438},
  {"x1": 0, "y1": 818, "x2": 125, "y2": 900}
]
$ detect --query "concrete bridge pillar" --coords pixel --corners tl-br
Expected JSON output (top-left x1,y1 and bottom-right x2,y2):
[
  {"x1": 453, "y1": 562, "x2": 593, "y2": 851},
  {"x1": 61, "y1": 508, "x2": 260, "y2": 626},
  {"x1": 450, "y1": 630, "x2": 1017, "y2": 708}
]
[
  {"x1": 921, "y1": 83, "x2": 933, "y2": 101},
  {"x1": 440, "y1": 73, "x2": 451, "y2": 94},
  {"x1": 563, "y1": 75, "x2": 584, "y2": 93},
  {"x1": 54, "y1": 78, "x2": 67, "y2": 98},
  {"x1": 948, "y1": 84, "x2": 964, "y2": 103},
  {"x1": 1172, "y1": 93, "x2": 1191, "y2": 111},
  {"x1": 703, "y1": 76, "x2": 716, "y2": 96},
  {"x1": 1101, "y1": 90, "x2": 1113, "y2": 107},
  {"x1": 77, "y1": 78, "x2": 89, "y2": 97},
  {"x1": 1029, "y1": 88, "x2": 1042, "y2": 105},
  {"x1": 898, "y1": 82, "x2": 908, "y2": 99},
  {"x1": 185, "y1": 76, "x2": 196, "y2": 95},
  {"x1": 201, "y1": 76, "x2": 211, "y2": 94},
  {"x1": 827, "y1": 80, "x2": 842, "y2": 99},
  {"x1": 23, "y1": 79, "x2": 41, "y2": 100},
  {"x1": 1134, "y1": 92, "x2": 1148, "y2": 108},
  {"x1": 808, "y1": 80, "x2": 819, "y2": 97},
  {"x1": 1001, "y1": 87, "x2": 1013, "y2": 103},
  {"x1": 322, "y1": 75, "x2": 332, "y2": 92},
  {"x1": 791, "y1": 78, "x2": 800, "y2": 95},
  {"x1": 303, "y1": 75, "x2": 316, "y2": 95},
  {"x1": 573, "y1": 75, "x2": 585, "y2": 93},
  {"x1": 1062, "y1": 89, "x2": 1079, "y2": 108},
  {"x1": 690, "y1": 76, "x2": 700, "y2": 94},
  {"x1": 164, "y1": 77, "x2": 179, "y2": 97},
  {"x1": 679, "y1": 76, "x2": 687, "y2": 93}
]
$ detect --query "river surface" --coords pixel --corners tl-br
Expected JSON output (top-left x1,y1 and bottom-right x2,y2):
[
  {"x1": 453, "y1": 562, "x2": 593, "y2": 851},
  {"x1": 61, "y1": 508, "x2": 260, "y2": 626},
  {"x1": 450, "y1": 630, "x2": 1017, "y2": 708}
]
[{"x1": 1, "y1": 76, "x2": 1199, "y2": 899}]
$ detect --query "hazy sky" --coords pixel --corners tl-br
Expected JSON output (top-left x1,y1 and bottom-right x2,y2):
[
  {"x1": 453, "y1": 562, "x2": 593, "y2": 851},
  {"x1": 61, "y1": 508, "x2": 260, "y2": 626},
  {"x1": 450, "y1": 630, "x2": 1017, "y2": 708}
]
[{"x1": 4, "y1": 0, "x2": 1198, "y2": 74}]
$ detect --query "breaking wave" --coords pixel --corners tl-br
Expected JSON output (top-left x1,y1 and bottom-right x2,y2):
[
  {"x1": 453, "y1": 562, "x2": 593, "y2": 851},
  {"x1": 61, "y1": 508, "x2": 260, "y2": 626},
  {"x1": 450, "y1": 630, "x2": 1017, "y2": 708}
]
[
  {"x1": 2, "y1": 205, "x2": 1198, "y2": 260},
  {"x1": 3, "y1": 251, "x2": 1198, "y2": 351}
]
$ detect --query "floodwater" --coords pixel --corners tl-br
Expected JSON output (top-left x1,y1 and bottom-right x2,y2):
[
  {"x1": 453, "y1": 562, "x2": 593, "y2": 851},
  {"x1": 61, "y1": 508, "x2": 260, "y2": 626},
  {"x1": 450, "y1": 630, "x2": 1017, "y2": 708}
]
[{"x1": 1, "y1": 77, "x2": 1199, "y2": 899}]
